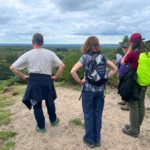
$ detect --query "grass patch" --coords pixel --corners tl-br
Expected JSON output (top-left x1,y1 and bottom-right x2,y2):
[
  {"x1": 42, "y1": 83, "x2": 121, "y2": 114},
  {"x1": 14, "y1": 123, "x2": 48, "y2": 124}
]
[
  {"x1": 0, "y1": 96, "x2": 15, "y2": 126},
  {"x1": 146, "y1": 86, "x2": 150, "y2": 97},
  {"x1": 0, "y1": 111, "x2": 14, "y2": 126},
  {"x1": 0, "y1": 132, "x2": 17, "y2": 140},
  {"x1": 0, "y1": 97, "x2": 6, "y2": 101},
  {"x1": 70, "y1": 119, "x2": 82, "y2": 125},
  {"x1": 145, "y1": 115, "x2": 149, "y2": 118},
  {"x1": 146, "y1": 107, "x2": 150, "y2": 111},
  {"x1": 0, "y1": 142, "x2": 16, "y2": 150},
  {"x1": 72, "y1": 87, "x2": 81, "y2": 91},
  {"x1": 54, "y1": 81, "x2": 70, "y2": 87},
  {"x1": 12, "y1": 87, "x2": 25, "y2": 96},
  {"x1": 5, "y1": 142, "x2": 15, "y2": 147},
  {"x1": 0, "y1": 147, "x2": 9, "y2": 150},
  {"x1": 0, "y1": 99, "x2": 14, "y2": 108}
]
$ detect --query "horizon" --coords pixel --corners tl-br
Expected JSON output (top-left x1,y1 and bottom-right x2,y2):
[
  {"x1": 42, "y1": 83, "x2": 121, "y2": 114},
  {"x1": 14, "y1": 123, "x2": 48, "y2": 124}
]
[{"x1": 0, "y1": 43, "x2": 120, "y2": 47}]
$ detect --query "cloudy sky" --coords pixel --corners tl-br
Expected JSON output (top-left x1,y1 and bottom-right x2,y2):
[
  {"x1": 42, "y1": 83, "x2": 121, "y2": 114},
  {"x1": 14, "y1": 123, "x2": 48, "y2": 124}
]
[{"x1": 0, "y1": 0, "x2": 150, "y2": 44}]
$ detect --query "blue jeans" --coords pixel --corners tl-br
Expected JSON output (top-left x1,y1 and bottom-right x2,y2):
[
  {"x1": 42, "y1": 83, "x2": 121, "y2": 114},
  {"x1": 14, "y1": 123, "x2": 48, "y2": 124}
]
[
  {"x1": 33, "y1": 100, "x2": 56, "y2": 129},
  {"x1": 82, "y1": 91, "x2": 104, "y2": 145}
]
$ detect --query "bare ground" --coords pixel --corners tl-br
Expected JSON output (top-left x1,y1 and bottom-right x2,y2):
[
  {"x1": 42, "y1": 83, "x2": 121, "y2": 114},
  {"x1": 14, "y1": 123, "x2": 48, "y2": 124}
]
[{"x1": 1, "y1": 85, "x2": 150, "y2": 150}]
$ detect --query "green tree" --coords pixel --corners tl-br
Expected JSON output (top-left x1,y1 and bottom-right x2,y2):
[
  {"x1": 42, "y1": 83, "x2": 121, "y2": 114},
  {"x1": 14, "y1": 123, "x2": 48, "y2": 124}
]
[
  {"x1": 116, "y1": 35, "x2": 130, "y2": 55},
  {"x1": 0, "y1": 63, "x2": 14, "y2": 80},
  {"x1": 0, "y1": 54, "x2": 4, "y2": 62},
  {"x1": 5, "y1": 54, "x2": 18, "y2": 63},
  {"x1": 119, "y1": 35, "x2": 129, "y2": 47},
  {"x1": 145, "y1": 40, "x2": 150, "y2": 47}
]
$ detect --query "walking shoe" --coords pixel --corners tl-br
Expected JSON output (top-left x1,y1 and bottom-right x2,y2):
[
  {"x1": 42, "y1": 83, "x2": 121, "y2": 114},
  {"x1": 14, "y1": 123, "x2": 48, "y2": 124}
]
[
  {"x1": 95, "y1": 142, "x2": 101, "y2": 147},
  {"x1": 122, "y1": 128, "x2": 138, "y2": 137},
  {"x1": 125, "y1": 124, "x2": 140, "y2": 134},
  {"x1": 83, "y1": 137, "x2": 95, "y2": 148},
  {"x1": 125, "y1": 124, "x2": 130, "y2": 129},
  {"x1": 121, "y1": 104, "x2": 129, "y2": 111},
  {"x1": 118, "y1": 101, "x2": 126, "y2": 105},
  {"x1": 51, "y1": 117, "x2": 59, "y2": 127},
  {"x1": 36, "y1": 126, "x2": 46, "y2": 133}
]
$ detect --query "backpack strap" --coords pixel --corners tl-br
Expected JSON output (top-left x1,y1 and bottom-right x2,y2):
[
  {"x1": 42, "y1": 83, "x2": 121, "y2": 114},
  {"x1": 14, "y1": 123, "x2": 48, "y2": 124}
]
[
  {"x1": 87, "y1": 52, "x2": 101, "y2": 56},
  {"x1": 134, "y1": 49, "x2": 141, "y2": 55},
  {"x1": 79, "y1": 53, "x2": 100, "y2": 100},
  {"x1": 84, "y1": 53, "x2": 99, "y2": 77}
]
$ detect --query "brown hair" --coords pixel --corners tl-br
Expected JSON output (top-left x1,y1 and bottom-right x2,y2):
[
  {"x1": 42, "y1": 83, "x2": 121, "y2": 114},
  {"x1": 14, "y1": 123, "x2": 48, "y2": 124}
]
[
  {"x1": 81, "y1": 36, "x2": 102, "y2": 54},
  {"x1": 32, "y1": 33, "x2": 44, "y2": 46},
  {"x1": 131, "y1": 41, "x2": 150, "y2": 57}
]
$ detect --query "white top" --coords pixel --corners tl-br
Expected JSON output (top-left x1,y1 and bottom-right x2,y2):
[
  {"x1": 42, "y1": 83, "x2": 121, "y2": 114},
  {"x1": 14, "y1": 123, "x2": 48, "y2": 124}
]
[
  {"x1": 116, "y1": 53, "x2": 122, "y2": 62},
  {"x1": 13, "y1": 48, "x2": 62, "y2": 75}
]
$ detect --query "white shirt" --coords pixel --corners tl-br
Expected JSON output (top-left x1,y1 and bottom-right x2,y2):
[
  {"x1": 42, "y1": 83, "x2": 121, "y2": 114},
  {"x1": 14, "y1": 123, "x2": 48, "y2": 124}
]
[{"x1": 13, "y1": 48, "x2": 62, "y2": 75}]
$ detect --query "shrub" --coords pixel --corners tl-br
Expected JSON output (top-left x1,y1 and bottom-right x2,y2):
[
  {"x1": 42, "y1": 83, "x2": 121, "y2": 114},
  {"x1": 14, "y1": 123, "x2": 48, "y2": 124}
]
[
  {"x1": 60, "y1": 50, "x2": 83, "y2": 84},
  {"x1": 106, "y1": 68, "x2": 119, "y2": 87},
  {"x1": 0, "y1": 73, "x2": 27, "y2": 92}
]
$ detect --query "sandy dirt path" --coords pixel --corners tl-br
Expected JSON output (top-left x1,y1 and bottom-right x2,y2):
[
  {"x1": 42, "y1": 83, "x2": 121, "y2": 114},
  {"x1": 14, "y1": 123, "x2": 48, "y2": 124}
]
[{"x1": 1, "y1": 85, "x2": 150, "y2": 150}]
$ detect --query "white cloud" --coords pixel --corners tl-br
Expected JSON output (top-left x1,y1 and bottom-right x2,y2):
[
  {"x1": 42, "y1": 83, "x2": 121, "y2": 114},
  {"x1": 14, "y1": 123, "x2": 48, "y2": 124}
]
[{"x1": 0, "y1": 0, "x2": 150, "y2": 43}]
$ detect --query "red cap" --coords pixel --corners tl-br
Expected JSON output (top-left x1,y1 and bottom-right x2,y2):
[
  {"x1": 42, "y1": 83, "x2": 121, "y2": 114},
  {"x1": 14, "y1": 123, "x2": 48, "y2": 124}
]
[{"x1": 128, "y1": 33, "x2": 145, "y2": 44}]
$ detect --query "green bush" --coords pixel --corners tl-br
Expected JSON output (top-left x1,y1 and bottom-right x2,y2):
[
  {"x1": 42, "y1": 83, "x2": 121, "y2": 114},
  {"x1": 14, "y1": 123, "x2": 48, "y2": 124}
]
[
  {"x1": 60, "y1": 50, "x2": 83, "y2": 84},
  {"x1": 0, "y1": 73, "x2": 28, "y2": 92},
  {"x1": 107, "y1": 68, "x2": 119, "y2": 87}
]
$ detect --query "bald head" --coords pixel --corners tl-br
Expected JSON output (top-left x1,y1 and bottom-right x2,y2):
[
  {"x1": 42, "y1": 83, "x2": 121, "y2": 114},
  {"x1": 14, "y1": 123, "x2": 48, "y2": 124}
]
[{"x1": 32, "y1": 33, "x2": 44, "y2": 46}]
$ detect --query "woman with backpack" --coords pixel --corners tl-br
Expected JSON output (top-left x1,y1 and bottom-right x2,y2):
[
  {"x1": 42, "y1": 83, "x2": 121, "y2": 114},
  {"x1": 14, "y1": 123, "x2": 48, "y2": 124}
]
[
  {"x1": 70, "y1": 36, "x2": 118, "y2": 148},
  {"x1": 121, "y1": 33, "x2": 150, "y2": 137}
]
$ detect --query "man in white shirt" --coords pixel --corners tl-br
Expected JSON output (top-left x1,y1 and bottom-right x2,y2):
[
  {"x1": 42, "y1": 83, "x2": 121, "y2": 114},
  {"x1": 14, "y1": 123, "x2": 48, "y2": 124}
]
[{"x1": 10, "y1": 33, "x2": 65, "y2": 133}]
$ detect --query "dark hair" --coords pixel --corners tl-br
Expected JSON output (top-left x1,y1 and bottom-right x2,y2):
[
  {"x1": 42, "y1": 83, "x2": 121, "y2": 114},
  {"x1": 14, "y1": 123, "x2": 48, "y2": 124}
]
[
  {"x1": 81, "y1": 36, "x2": 102, "y2": 54},
  {"x1": 131, "y1": 41, "x2": 150, "y2": 57},
  {"x1": 32, "y1": 33, "x2": 44, "y2": 46}
]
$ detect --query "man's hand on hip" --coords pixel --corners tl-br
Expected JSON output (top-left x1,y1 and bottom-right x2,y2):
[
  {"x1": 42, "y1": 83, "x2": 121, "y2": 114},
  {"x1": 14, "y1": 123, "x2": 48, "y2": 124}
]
[{"x1": 51, "y1": 76, "x2": 58, "y2": 81}]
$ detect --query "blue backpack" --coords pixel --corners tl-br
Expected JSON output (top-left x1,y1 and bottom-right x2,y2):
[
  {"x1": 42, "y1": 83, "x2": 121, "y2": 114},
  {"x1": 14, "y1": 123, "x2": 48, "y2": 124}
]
[{"x1": 84, "y1": 53, "x2": 108, "y2": 85}]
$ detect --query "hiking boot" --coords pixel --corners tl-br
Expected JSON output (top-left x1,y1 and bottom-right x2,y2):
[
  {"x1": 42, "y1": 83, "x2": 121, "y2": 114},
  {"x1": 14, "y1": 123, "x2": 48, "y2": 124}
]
[
  {"x1": 83, "y1": 137, "x2": 95, "y2": 148},
  {"x1": 36, "y1": 126, "x2": 46, "y2": 133},
  {"x1": 125, "y1": 124, "x2": 130, "y2": 129},
  {"x1": 122, "y1": 128, "x2": 138, "y2": 137},
  {"x1": 51, "y1": 117, "x2": 59, "y2": 127},
  {"x1": 125, "y1": 124, "x2": 140, "y2": 134},
  {"x1": 95, "y1": 142, "x2": 101, "y2": 147},
  {"x1": 121, "y1": 104, "x2": 129, "y2": 111},
  {"x1": 118, "y1": 101, "x2": 126, "y2": 105}
]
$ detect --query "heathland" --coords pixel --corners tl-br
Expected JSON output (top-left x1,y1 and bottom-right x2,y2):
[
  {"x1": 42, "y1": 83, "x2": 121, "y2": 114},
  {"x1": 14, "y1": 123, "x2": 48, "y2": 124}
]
[{"x1": 0, "y1": 36, "x2": 150, "y2": 149}]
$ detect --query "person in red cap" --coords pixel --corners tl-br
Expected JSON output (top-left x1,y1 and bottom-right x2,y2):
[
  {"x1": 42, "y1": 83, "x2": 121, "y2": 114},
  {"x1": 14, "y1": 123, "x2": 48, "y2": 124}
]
[{"x1": 120, "y1": 33, "x2": 150, "y2": 137}]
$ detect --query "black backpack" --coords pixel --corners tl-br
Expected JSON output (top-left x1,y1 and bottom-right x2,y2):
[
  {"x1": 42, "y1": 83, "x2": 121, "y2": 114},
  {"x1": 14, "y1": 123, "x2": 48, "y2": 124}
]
[
  {"x1": 79, "y1": 53, "x2": 108, "y2": 100},
  {"x1": 84, "y1": 53, "x2": 108, "y2": 86}
]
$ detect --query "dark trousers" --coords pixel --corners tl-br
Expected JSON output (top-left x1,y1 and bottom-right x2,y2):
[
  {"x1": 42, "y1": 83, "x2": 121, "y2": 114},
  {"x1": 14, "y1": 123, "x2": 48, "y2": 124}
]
[
  {"x1": 129, "y1": 86, "x2": 147, "y2": 134},
  {"x1": 119, "y1": 76, "x2": 123, "y2": 81},
  {"x1": 33, "y1": 100, "x2": 56, "y2": 129},
  {"x1": 82, "y1": 91, "x2": 104, "y2": 145}
]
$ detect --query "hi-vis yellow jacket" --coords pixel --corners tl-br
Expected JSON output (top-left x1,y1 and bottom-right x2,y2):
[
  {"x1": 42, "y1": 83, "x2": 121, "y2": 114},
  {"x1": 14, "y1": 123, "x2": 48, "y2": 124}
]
[{"x1": 137, "y1": 52, "x2": 150, "y2": 86}]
